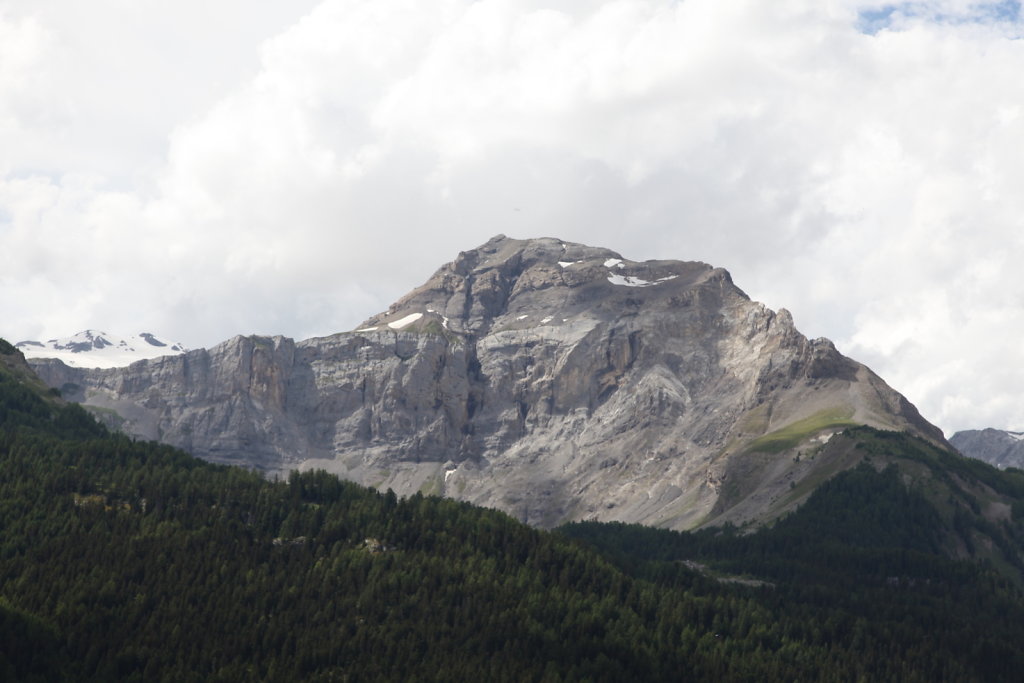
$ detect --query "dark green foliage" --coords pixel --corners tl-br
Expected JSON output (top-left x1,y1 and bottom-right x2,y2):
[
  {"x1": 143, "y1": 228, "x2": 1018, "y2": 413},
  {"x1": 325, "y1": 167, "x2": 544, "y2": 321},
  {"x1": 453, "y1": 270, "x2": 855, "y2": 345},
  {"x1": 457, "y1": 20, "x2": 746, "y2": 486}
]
[
  {"x1": 562, "y1": 447, "x2": 1024, "y2": 682},
  {"x1": 0, "y1": 338, "x2": 15, "y2": 355},
  {"x1": 5, "y1": 356, "x2": 1024, "y2": 680},
  {"x1": 0, "y1": 362, "x2": 746, "y2": 680},
  {"x1": 0, "y1": 599, "x2": 67, "y2": 681},
  {"x1": 843, "y1": 426, "x2": 1024, "y2": 575},
  {"x1": 0, "y1": 364, "x2": 106, "y2": 441}
]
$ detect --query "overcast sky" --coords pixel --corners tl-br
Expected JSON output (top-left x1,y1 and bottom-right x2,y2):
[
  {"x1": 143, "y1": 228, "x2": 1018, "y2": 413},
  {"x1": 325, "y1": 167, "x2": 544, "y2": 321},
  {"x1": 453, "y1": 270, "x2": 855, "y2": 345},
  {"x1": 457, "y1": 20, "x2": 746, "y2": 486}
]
[{"x1": 2, "y1": 0, "x2": 1023, "y2": 436}]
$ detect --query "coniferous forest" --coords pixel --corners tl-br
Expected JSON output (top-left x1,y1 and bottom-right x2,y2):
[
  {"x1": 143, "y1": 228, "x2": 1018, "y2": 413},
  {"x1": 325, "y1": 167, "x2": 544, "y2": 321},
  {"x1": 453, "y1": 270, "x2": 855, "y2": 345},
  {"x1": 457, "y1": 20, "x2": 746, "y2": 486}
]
[{"x1": 4, "y1": 339, "x2": 1024, "y2": 681}]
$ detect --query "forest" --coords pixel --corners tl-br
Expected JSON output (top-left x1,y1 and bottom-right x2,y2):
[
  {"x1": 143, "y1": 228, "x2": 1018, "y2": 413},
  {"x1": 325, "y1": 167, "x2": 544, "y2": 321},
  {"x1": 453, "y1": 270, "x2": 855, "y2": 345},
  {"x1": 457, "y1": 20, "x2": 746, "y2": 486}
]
[{"x1": 3, "y1": 339, "x2": 1024, "y2": 681}]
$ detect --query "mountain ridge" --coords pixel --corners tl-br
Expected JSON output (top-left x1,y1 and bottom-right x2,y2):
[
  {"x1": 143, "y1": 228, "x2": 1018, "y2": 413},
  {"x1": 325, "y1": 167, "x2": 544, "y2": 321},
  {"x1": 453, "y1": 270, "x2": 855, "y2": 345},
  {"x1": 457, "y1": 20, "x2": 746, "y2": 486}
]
[
  {"x1": 16, "y1": 330, "x2": 187, "y2": 369},
  {"x1": 28, "y1": 235, "x2": 947, "y2": 529},
  {"x1": 951, "y1": 427, "x2": 1024, "y2": 469}
]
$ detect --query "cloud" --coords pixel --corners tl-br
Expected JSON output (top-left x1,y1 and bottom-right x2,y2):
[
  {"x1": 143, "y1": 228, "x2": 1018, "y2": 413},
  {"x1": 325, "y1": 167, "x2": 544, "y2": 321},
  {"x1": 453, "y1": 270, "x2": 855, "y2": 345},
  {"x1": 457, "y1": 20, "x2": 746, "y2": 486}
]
[{"x1": 2, "y1": 0, "x2": 1024, "y2": 434}]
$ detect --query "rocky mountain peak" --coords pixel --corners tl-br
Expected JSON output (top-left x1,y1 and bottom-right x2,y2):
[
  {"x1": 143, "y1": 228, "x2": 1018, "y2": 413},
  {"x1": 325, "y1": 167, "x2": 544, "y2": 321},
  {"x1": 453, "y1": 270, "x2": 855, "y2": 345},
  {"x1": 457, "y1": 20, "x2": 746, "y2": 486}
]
[
  {"x1": 29, "y1": 236, "x2": 947, "y2": 529},
  {"x1": 950, "y1": 428, "x2": 1024, "y2": 469},
  {"x1": 360, "y1": 234, "x2": 729, "y2": 337}
]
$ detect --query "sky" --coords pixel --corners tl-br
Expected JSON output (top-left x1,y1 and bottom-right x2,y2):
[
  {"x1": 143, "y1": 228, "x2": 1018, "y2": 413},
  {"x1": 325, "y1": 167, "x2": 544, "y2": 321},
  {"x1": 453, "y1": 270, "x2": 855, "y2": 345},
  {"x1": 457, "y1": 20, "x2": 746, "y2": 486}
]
[{"x1": 2, "y1": 0, "x2": 1024, "y2": 436}]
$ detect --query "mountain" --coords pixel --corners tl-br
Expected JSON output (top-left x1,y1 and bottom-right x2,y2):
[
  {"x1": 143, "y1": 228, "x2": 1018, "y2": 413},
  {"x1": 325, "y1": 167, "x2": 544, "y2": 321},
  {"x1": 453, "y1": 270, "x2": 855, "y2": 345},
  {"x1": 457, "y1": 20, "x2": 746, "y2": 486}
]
[
  {"x1": 29, "y1": 235, "x2": 946, "y2": 529},
  {"x1": 6, "y1": 334, "x2": 1024, "y2": 681},
  {"x1": 16, "y1": 330, "x2": 187, "y2": 369},
  {"x1": 951, "y1": 428, "x2": 1024, "y2": 469}
]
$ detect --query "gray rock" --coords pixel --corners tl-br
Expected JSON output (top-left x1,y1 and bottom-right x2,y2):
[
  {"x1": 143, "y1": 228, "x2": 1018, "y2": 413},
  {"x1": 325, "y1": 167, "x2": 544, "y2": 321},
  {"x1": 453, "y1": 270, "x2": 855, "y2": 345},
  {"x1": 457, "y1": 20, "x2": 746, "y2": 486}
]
[
  {"x1": 32, "y1": 235, "x2": 947, "y2": 529},
  {"x1": 950, "y1": 428, "x2": 1024, "y2": 469}
]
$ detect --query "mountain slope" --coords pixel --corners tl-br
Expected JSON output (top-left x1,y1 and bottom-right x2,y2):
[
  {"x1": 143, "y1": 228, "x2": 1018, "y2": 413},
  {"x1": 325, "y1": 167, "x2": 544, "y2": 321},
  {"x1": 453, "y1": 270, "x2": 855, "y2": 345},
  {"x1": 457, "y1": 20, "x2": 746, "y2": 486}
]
[{"x1": 29, "y1": 235, "x2": 946, "y2": 529}]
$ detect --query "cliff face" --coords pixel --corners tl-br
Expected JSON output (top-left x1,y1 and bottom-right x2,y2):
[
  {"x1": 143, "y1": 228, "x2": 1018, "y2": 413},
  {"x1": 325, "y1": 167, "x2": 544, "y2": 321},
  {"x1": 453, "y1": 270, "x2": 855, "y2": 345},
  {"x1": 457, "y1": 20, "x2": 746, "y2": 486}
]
[{"x1": 32, "y1": 235, "x2": 946, "y2": 529}]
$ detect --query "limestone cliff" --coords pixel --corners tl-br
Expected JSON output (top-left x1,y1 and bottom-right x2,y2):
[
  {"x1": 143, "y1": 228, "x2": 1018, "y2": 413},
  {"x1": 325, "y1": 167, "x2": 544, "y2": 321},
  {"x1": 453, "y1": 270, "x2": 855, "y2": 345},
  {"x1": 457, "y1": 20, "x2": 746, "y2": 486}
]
[{"x1": 32, "y1": 235, "x2": 947, "y2": 529}]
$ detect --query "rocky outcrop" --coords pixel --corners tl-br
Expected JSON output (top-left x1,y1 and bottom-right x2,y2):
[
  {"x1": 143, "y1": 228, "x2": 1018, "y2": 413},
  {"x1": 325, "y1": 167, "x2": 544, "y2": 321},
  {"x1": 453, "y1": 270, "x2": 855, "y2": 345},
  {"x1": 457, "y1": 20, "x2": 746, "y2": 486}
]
[
  {"x1": 950, "y1": 429, "x2": 1024, "y2": 469},
  {"x1": 32, "y1": 235, "x2": 948, "y2": 529}
]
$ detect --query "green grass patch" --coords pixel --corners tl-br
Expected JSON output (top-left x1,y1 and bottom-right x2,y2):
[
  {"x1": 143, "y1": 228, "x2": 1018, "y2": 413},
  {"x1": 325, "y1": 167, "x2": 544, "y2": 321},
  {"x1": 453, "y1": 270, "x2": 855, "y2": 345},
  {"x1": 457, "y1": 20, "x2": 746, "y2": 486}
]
[
  {"x1": 737, "y1": 402, "x2": 772, "y2": 436},
  {"x1": 420, "y1": 475, "x2": 443, "y2": 496},
  {"x1": 744, "y1": 407, "x2": 857, "y2": 454},
  {"x1": 421, "y1": 319, "x2": 444, "y2": 335}
]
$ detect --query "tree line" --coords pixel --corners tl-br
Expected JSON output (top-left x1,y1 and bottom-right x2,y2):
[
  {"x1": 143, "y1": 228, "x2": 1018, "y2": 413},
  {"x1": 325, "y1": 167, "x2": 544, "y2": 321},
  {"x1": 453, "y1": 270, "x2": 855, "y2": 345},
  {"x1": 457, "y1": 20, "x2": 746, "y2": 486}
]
[{"x1": 3, "y1": 340, "x2": 1024, "y2": 680}]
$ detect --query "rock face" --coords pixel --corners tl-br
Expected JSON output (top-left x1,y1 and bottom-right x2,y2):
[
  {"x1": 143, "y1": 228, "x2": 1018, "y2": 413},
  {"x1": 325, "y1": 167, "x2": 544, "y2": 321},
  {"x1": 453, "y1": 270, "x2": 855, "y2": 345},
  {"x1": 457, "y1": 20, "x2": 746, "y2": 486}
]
[
  {"x1": 950, "y1": 429, "x2": 1024, "y2": 469},
  {"x1": 32, "y1": 235, "x2": 947, "y2": 529}
]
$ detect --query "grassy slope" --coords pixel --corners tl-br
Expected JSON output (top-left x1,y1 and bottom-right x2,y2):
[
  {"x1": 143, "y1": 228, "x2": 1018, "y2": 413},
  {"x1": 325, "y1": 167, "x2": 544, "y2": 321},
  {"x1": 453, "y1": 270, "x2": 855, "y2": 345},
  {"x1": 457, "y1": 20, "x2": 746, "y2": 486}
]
[{"x1": 742, "y1": 407, "x2": 858, "y2": 455}]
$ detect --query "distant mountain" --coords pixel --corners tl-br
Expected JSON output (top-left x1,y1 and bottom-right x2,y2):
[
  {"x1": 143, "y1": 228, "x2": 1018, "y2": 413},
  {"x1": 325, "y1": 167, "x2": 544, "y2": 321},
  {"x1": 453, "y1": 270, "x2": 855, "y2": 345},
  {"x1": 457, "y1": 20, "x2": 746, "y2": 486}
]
[
  {"x1": 30, "y1": 235, "x2": 946, "y2": 529},
  {"x1": 950, "y1": 428, "x2": 1024, "y2": 469},
  {"x1": 16, "y1": 330, "x2": 187, "y2": 369}
]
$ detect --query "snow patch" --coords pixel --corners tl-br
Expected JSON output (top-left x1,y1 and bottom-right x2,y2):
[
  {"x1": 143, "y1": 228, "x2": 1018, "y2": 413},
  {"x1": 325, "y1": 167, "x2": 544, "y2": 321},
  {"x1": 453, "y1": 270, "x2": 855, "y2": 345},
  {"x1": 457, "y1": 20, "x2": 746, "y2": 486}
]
[
  {"x1": 541, "y1": 316, "x2": 554, "y2": 324},
  {"x1": 356, "y1": 327, "x2": 378, "y2": 332},
  {"x1": 603, "y1": 258, "x2": 624, "y2": 268},
  {"x1": 607, "y1": 274, "x2": 654, "y2": 287},
  {"x1": 558, "y1": 261, "x2": 578, "y2": 268},
  {"x1": 607, "y1": 272, "x2": 680, "y2": 288},
  {"x1": 517, "y1": 314, "x2": 529, "y2": 320},
  {"x1": 444, "y1": 468, "x2": 456, "y2": 483},
  {"x1": 16, "y1": 330, "x2": 187, "y2": 369},
  {"x1": 812, "y1": 431, "x2": 838, "y2": 445},
  {"x1": 388, "y1": 312, "x2": 423, "y2": 329},
  {"x1": 1008, "y1": 432, "x2": 1024, "y2": 442}
]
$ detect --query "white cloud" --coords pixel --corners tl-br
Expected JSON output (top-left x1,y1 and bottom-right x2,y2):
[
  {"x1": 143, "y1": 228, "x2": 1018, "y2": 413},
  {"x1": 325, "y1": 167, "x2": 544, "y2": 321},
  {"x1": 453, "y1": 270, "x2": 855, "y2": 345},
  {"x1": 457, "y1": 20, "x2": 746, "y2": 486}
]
[{"x1": 2, "y1": 0, "x2": 1024, "y2": 435}]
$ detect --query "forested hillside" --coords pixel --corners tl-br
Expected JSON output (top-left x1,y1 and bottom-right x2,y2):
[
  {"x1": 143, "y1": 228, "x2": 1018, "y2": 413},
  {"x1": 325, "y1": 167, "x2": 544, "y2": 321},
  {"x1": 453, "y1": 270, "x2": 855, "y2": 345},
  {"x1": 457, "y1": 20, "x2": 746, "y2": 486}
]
[{"x1": 3, "y1": 338, "x2": 1024, "y2": 681}]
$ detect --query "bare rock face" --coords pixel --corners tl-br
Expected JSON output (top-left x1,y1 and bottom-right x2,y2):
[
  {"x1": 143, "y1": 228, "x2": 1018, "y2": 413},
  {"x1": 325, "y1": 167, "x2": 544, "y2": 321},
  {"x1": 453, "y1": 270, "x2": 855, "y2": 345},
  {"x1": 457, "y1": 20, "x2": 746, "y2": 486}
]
[
  {"x1": 950, "y1": 429, "x2": 1024, "y2": 469},
  {"x1": 32, "y1": 235, "x2": 947, "y2": 529}
]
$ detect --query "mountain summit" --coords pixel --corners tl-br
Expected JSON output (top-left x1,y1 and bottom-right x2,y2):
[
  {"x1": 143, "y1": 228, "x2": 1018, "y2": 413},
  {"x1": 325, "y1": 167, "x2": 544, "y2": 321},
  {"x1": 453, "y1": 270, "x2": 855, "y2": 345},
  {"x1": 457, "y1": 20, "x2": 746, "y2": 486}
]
[
  {"x1": 30, "y1": 236, "x2": 945, "y2": 528},
  {"x1": 951, "y1": 428, "x2": 1024, "y2": 469},
  {"x1": 17, "y1": 330, "x2": 187, "y2": 369}
]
